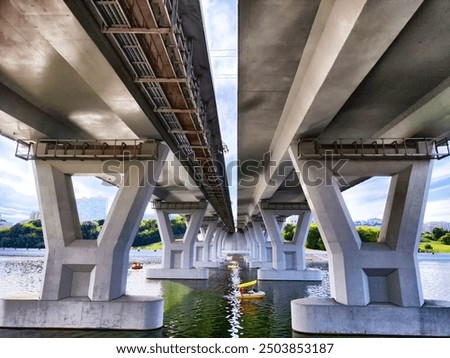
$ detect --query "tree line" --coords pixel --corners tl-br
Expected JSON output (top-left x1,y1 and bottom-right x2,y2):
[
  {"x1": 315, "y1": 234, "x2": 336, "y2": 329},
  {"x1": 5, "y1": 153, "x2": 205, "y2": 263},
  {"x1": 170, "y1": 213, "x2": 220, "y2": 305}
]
[
  {"x1": 420, "y1": 227, "x2": 450, "y2": 250},
  {"x1": 3, "y1": 217, "x2": 448, "y2": 251},
  {"x1": 283, "y1": 223, "x2": 450, "y2": 250},
  {"x1": 0, "y1": 216, "x2": 187, "y2": 249},
  {"x1": 283, "y1": 223, "x2": 381, "y2": 250}
]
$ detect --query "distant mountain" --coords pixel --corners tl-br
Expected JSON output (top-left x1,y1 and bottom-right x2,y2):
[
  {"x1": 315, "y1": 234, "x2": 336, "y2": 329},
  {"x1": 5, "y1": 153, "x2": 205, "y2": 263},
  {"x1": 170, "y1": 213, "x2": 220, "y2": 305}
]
[{"x1": 353, "y1": 218, "x2": 382, "y2": 227}]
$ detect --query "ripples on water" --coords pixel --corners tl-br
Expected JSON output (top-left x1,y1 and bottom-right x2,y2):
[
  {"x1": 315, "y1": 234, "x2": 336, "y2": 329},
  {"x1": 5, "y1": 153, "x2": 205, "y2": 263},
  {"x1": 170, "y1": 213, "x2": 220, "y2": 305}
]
[
  {"x1": 0, "y1": 255, "x2": 43, "y2": 296},
  {"x1": 0, "y1": 250, "x2": 449, "y2": 338}
]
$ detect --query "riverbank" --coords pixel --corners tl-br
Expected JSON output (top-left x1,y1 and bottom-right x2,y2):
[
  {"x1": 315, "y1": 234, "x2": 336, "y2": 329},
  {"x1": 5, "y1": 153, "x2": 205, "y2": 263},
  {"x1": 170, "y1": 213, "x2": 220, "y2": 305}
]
[{"x1": 2, "y1": 248, "x2": 449, "y2": 264}]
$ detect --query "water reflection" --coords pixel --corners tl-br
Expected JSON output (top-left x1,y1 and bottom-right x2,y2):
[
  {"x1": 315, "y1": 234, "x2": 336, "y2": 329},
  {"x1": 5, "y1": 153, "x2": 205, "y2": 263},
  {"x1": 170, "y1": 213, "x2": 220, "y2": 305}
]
[
  {"x1": 0, "y1": 256, "x2": 43, "y2": 296},
  {"x1": 226, "y1": 266, "x2": 243, "y2": 337}
]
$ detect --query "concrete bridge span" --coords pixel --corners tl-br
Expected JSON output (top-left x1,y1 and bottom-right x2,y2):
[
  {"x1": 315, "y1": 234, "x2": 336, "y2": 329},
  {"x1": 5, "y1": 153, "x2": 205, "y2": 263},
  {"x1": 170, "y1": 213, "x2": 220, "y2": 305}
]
[
  {"x1": 0, "y1": 0, "x2": 234, "y2": 330},
  {"x1": 237, "y1": 0, "x2": 450, "y2": 336},
  {"x1": 0, "y1": 0, "x2": 449, "y2": 336}
]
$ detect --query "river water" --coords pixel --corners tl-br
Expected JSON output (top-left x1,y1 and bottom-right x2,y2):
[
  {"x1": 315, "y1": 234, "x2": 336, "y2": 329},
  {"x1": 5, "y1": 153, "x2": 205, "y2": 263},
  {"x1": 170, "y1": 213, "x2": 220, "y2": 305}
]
[{"x1": 0, "y1": 249, "x2": 449, "y2": 338}]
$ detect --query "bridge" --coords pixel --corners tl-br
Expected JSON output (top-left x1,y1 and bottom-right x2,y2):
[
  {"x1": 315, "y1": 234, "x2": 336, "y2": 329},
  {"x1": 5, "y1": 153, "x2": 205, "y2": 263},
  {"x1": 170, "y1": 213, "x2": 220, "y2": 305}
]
[{"x1": 0, "y1": 0, "x2": 449, "y2": 336}]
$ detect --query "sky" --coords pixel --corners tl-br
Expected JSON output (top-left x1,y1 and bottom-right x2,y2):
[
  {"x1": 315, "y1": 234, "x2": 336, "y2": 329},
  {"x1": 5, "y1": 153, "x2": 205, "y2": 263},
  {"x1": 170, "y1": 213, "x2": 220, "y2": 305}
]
[{"x1": 0, "y1": 0, "x2": 449, "y2": 225}]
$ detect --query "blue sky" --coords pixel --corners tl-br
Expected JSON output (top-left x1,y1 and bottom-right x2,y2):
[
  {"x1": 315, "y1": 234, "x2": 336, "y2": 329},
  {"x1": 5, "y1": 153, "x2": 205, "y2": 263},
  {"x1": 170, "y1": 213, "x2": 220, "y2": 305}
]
[{"x1": 0, "y1": 0, "x2": 449, "y2": 225}]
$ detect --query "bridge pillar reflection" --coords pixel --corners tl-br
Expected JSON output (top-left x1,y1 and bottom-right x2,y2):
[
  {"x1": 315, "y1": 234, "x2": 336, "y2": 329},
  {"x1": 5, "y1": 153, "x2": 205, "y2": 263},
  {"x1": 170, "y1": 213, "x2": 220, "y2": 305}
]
[
  {"x1": 289, "y1": 142, "x2": 450, "y2": 336},
  {"x1": 146, "y1": 201, "x2": 208, "y2": 279},
  {"x1": 257, "y1": 202, "x2": 322, "y2": 281},
  {"x1": 0, "y1": 143, "x2": 169, "y2": 330}
]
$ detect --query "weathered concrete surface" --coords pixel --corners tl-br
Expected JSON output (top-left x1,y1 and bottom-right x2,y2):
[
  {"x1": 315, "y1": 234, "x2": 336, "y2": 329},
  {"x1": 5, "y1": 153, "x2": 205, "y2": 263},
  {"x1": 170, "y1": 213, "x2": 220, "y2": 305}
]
[
  {"x1": 291, "y1": 297, "x2": 450, "y2": 336},
  {"x1": 0, "y1": 295, "x2": 163, "y2": 330}
]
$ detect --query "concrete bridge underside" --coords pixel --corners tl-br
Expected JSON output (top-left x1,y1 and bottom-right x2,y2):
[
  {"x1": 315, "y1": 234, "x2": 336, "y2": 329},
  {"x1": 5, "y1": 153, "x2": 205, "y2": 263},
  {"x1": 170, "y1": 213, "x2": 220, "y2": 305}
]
[
  {"x1": 238, "y1": 0, "x2": 450, "y2": 336},
  {"x1": 0, "y1": 0, "x2": 234, "y2": 330},
  {"x1": 0, "y1": 0, "x2": 449, "y2": 336}
]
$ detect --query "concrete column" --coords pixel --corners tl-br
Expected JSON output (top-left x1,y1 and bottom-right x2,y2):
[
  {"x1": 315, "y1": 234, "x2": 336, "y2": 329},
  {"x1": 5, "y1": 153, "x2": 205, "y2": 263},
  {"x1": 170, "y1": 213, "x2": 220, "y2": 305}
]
[
  {"x1": 36, "y1": 147, "x2": 168, "y2": 301},
  {"x1": 292, "y1": 211, "x2": 312, "y2": 271},
  {"x1": 209, "y1": 228, "x2": 221, "y2": 261},
  {"x1": 157, "y1": 209, "x2": 206, "y2": 269},
  {"x1": 244, "y1": 228, "x2": 259, "y2": 260},
  {"x1": 289, "y1": 143, "x2": 448, "y2": 336},
  {"x1": 250, "y1": 220, "x2": 268, "y2": 263},
  {"x1": 291, "y1": 144, "x2": 432, "y2": 306},
  {"x1": 258, "y1": 205, "x2": 320, "y2": 281},
  {"x1": 194, "y1": 217, "x2": 219, "y2": 268},
  {"x1": 1, "y1": 143, "x2": 168, "y2": 330},
  {"x1": 244, "y1": 226, "x2": 262, "y2": 268},
  {"x1": 202, "y1": 219, "x2": 218, "y2": 262},
  {"x1": 147, "y1": 202, "x2": 208, "y2": 279},
  {"x1": 259, "y1": 209, "x2": 286, "y2": 270},
  {"x1": 217, "y1": 229, "x2": 227, "y2": 259}
]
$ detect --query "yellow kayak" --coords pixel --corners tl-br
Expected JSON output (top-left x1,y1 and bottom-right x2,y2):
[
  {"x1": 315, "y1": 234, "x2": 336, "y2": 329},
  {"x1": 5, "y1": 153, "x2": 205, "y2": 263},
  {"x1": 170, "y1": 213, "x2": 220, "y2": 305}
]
[
  {"x1": 235, "y1": 290, "x2": 265, "y2": 299},
  {"x1": 237, "y1": 280, "x2": 257, "y2": 288}
]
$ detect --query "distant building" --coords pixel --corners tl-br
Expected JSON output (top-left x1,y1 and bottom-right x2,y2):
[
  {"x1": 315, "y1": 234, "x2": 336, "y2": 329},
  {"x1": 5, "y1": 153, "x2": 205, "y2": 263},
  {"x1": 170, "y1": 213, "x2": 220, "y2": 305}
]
[
  {"x1": 285, "y1": 215, "x2": 299, "y2": 224},
  {"x1": 76, "y1": 197, "x2": 108, "y2": 222}
]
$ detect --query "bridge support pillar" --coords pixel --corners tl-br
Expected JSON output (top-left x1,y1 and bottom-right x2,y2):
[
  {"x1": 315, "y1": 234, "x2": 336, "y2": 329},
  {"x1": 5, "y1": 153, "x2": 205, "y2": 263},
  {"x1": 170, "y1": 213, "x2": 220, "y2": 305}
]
[
  {"x1": 209, "y1": 226, "x2": 222, "y2": 262},
  {"x1": 0, "y1": 143, "x2": 168, "y2": 330},
  {"x1": 249, "y1": 220, "x2": 272, "y2": 268},
  {"x1": 245, "y1": 226, "x2": 262, "y2": 268},
  {"x1": 243, "y1": 227, "x2": 260, "y2": 267},
  {"x1": 146, "y1": 201, "x2": 208, "y2": 279},
  {"x1": 216, "y1": 229, "x2": 228, "y2": 261},
  {"x1": 257, "y1": 205, "x2": 321, "y2": 281},
  {"x1": 195, "y1": 217, "x2": 220, "y2": 268},
  {"x1": 289, "y1": 144, "x2": 450, "y2": 336}
]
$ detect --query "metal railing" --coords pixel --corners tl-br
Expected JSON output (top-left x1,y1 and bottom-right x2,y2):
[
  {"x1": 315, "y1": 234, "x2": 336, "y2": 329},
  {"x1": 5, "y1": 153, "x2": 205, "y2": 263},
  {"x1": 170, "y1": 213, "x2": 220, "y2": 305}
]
[
  {"x1": 90, "y1": 0, "x2": 234, "y2": 231},
  {"x1": 92, "y1": 0, "x2": 208, "y2": 161},
  {"x1": 15, "y1": 139, "x2": 159, "y2": 161},
  {"x1": 151, "y1": 200, "x2": 207, "y2": 210},
  {"x1": 297, "y1": 138, "x2": 450, "y2": 160}
]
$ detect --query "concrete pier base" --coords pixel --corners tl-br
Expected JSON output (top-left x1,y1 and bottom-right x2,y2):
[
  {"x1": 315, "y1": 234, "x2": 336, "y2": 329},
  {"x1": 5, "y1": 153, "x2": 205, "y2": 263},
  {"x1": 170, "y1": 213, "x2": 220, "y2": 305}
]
[
  {"x1": 247, "y1": 261, "x2": 259, "y2": 269},
  {"x1": 258, "y1": 268, "x2": 322, "y2": 281},
  {"x1": 291, "y1": 297, "x2": 450, "y2": 336},
  {"x1": 146, "y1": 268, "x2": 209, "y2": 280},
  {"x1": 0, "y1": 295, "x2": 163, "y2": 330}
]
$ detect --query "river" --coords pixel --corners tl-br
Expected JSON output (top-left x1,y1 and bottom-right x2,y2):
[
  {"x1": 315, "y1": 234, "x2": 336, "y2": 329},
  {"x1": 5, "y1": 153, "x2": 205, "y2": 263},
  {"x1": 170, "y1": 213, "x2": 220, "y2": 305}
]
[{"x1": 0, "y1": 249, "x2": 449, "y2": 338}]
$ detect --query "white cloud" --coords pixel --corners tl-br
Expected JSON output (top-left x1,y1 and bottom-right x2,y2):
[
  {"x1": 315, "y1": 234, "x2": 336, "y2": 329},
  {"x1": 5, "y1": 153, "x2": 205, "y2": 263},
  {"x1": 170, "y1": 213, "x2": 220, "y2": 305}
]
[
  {"x1": 201, "y1": 0, "x2": 237, "y2": 52},
  {"x1": 431, "y1": 156, "x2": 450, "y2": 182},
  {"x1": 424, "y1": 199, "x2": 450, "y2": 222},
  {"x1": 342, "y1": 177, "x2": 391, "y2": 221}
]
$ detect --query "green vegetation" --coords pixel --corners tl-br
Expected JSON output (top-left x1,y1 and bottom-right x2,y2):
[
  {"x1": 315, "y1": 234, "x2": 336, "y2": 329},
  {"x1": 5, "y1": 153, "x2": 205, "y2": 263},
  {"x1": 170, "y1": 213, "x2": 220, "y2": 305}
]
[
  {"x1": 305, "y1": 223, "x2": 325, "y2": 250},
  {"x1": 0, "y1": 220, "x2": 44, "y2": 249},
  {"x1": 419, "y1": 227, "x2": 450, "y2": 253},
  {"x1": 302, "y1": 223, "x2": 381, "y2": 251},
  {"x1": 282, "y1": 223, "x2": 296, "y2": 241},
  {"x1": 356, "y1": 226, "x2": 380, "y2": 243},
  {"x1": 419, "y1": 241, "x2": 450, "y2": 253},
  {"x1": 0, "y1": 215, "x2": 186, "y2": 249},
  {"x1": 280, "y1": 221, "x2": 450, "y2": 253}
]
